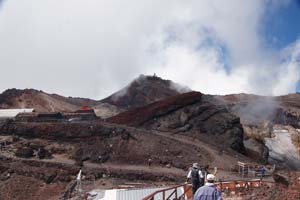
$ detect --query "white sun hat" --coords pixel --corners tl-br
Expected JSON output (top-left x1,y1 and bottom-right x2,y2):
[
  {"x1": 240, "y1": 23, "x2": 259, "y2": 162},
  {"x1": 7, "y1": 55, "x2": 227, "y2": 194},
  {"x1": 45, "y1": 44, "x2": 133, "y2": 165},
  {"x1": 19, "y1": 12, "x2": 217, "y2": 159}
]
[
  {"x1": 193, "y1": 163, "x2": 199, "y2": 168},
  {"x1": 206, "y1": 174, "x2": 215, "y2": 181}
]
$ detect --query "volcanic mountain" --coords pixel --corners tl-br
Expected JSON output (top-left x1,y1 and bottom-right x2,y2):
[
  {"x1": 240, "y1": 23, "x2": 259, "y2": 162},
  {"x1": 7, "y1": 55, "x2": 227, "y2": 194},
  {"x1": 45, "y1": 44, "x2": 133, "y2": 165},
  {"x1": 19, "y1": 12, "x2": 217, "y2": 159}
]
[
  {"x1": 1, "y1": 76, "x2": 300, "y2": 168},
  {"x1": 0, "y1": 88, "x2": 98, "y2": 112},
  {"x1": 100, "y1": 74, "x2": 190, "y2": 109},
  {"x1": 1, "y1": 75, "x2": 300, "y2": 199},
  {"x1": 0, "y1": 75, "x2": 189, "y2": 118},
  {"x1": 106, "y1": 83, "x2": 300, "y2": 169}
]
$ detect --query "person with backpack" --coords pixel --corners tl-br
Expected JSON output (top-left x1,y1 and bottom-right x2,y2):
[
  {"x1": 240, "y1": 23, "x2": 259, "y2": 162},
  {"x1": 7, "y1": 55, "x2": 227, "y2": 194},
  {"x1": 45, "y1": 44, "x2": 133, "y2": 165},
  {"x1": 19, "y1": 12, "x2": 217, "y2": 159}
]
[{"x1": 186, "y1": 163, "x2": 204, "y2": 195}]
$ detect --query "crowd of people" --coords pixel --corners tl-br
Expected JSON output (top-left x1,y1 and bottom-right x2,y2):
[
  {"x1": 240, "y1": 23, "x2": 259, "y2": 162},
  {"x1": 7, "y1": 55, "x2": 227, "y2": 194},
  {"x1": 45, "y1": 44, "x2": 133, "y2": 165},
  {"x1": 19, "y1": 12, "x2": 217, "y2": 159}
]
[{"x1": 186, "y1": 163, "x2": 222, "y2": 200}]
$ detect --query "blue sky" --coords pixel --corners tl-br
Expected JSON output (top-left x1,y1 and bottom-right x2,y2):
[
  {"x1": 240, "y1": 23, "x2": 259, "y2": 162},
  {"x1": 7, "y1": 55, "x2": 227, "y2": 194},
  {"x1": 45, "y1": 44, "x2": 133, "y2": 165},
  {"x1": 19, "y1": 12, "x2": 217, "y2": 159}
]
[
  {"x1": 263, "y1": 0, "x2": 300, "y2": 50},
  {"x1": 297, "y1": 81, "x2": 300, "y2": 92},
  {"x1": 267, "y1": 1, "x2": 300, "y2": 93},
  {"x1": 258, "y1": 0, "x2": 300, "y2": 93}
]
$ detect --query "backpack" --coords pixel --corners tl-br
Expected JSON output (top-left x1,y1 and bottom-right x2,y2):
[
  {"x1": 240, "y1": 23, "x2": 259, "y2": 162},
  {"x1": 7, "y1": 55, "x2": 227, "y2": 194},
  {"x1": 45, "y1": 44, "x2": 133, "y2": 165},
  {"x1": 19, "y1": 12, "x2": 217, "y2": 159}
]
[{"x1": 191, "y1": 168, "x2": 200, "y2": 186}]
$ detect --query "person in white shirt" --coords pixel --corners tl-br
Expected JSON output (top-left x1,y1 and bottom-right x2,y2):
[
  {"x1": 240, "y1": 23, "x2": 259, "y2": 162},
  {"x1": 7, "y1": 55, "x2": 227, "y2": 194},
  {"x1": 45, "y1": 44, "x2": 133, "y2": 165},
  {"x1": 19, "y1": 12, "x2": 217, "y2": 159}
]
[{"x1": 186, "y1": 163, "x2": 204, "y2": 195}]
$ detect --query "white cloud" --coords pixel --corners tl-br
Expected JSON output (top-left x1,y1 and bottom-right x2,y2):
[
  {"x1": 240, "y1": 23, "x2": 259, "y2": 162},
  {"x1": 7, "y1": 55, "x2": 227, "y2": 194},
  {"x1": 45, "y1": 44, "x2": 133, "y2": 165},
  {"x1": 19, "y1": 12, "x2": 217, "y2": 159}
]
[
  {"x1": 273, "y1": 40, "x2": 300, "y2": 95},
  {"x1": 0, "y1": 0, "x2": 298, "y2": 99}
]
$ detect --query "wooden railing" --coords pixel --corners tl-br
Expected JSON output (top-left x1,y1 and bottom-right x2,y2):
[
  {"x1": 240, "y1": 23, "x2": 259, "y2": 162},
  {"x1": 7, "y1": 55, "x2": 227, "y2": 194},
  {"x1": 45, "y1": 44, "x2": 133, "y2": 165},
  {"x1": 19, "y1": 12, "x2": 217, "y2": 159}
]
[
  {"x1": 142, "y1": 184, "x2": 192, "y2": 200},
  {"x1": 143, "y1": 179, "x2": 275, "y2": 200}
]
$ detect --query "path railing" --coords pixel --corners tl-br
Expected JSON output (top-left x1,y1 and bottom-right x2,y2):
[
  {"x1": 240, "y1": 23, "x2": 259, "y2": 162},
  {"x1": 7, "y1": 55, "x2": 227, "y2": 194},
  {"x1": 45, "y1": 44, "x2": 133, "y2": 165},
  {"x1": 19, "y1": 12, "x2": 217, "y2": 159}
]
[
  {"x1": 143, "y1": 179, "x2": 275, "y2": 200},
  {"x1": 142, "y1": 184, "x2": 192, "y2": 200}
]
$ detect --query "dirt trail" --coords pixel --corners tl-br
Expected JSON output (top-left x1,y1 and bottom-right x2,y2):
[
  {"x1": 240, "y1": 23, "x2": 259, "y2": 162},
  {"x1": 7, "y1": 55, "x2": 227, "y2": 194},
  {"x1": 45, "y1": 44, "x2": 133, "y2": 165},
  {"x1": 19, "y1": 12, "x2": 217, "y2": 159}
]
[
  {"x1": 152, "y1": 130, "x2": 252, "y2": 169},
  {"x1": 89, "y1": 162, "x2": 185, "y2": 175},
  {"x1": 103, "y1": 122, "x2": 252, "y2": 171},
  {"x1": 34, "y1": 154, "x2": 186, "y2": 177}
]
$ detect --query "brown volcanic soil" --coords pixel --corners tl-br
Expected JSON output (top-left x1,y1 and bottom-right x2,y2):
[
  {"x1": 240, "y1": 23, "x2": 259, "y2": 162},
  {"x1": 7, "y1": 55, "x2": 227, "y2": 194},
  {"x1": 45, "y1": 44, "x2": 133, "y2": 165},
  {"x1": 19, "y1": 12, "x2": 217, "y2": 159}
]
[
  {"x1": 0, "y1": 118, "x2": 252, "y2": 199},
  {"x1": 0, "y1": 174, "x2": 66, "y2": 200},
  {"x1": 101, "y1": 75, "x2": 189, "y2": 109},
  {"x1": 0, "y1": 121, "x2": 213, "y2": 169},
  {"x1": 0, "y1": 88, "x2": 98, "y2": 112},
  {"x1": 237, "y1": 171, "x2": 300, "y2": 200}
]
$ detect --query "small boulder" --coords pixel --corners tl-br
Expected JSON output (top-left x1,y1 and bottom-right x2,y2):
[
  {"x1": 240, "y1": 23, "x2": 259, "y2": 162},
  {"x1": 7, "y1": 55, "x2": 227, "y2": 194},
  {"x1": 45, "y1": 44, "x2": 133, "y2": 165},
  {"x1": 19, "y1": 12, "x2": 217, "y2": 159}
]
[
  {"x1": 37, "y1": 147, "x2": 50, "y2": 159},
  {"x1": 44, "y1": 172, "x2": 57, "y2": 184},
  {"x1": 15, "y1": 148, "x2": 34, "y2": 158},
  {"x1": 96, "y1": 152, "x2": 110, "y2": 163},
  {"x1": 273, "y1": 172, "x2": 289, "y2": 187}
]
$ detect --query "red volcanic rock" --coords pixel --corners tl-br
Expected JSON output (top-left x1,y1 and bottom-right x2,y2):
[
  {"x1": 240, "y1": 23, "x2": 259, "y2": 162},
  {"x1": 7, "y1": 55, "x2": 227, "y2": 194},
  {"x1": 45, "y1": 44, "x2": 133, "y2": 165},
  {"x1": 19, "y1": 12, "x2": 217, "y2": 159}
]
[{"x1": 108, "y1": 91, "x2": 202, "y2": 126}]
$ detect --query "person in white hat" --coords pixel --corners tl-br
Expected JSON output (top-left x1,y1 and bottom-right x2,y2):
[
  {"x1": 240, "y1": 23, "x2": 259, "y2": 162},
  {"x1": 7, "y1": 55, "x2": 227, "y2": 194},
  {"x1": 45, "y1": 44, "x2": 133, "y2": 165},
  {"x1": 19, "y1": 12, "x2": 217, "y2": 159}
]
[
  {"x1": 186, "y1": 163, "x2": 204, "y2": 195},
  {"x1": 193, "y1": 174, "x2": 222, "y2": 200}
]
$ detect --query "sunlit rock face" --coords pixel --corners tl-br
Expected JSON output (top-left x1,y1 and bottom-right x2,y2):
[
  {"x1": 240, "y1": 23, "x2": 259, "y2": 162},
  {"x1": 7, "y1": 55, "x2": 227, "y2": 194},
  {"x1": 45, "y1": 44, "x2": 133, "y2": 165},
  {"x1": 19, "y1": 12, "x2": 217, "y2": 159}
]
[
  {"x1": 265, "y1": 126, "x2": 300, "y2": 169},
  {"x1": 244, "y1": 138, "x2": 269, "y2": 163}
]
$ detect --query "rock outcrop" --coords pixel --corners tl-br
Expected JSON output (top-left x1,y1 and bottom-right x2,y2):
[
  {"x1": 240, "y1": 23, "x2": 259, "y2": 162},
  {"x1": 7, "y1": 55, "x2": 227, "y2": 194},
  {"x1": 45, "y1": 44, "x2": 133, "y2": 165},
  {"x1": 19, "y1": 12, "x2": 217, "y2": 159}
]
[
  {"x1": 0, "y1": 121, "x2": 125, "y2": 140},
  {"x1": 109, "y1": 92, "x2": 245, "y2": 153},
  {"x1": 215, "y1": 93, "x2": 300, "y2": 169},
  {"x1": 244, "y1": 138, "x2": 268, "y2": 163}
]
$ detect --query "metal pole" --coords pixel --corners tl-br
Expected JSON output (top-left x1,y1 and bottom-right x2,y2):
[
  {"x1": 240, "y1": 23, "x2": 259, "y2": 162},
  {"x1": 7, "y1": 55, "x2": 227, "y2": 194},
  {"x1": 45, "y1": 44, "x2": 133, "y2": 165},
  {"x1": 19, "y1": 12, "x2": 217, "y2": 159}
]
[{"x1": 94, "y1": 175, "x2": 96, "y2": 189}]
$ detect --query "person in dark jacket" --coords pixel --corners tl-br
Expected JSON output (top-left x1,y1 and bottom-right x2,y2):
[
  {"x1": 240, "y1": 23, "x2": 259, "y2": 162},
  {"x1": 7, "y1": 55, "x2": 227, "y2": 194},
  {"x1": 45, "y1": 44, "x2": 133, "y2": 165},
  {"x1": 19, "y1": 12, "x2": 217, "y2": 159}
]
[
  {"x1": 201, "y1": 164, "x2": 210, "y2": 183},
  {"x1": 186, "y1": 163, "x2": 204, "y2": 195},
  {"x1": 193, "y1": 174, "x2": 222, "y2": 200}
]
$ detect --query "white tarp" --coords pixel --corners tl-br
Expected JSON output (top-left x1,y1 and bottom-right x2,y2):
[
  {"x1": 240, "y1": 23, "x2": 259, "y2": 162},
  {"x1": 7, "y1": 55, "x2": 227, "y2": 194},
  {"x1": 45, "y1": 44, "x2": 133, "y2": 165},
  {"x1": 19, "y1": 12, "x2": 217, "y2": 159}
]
[{"x1": 87, "y1": 186, "x2": 185, "y2": 200}]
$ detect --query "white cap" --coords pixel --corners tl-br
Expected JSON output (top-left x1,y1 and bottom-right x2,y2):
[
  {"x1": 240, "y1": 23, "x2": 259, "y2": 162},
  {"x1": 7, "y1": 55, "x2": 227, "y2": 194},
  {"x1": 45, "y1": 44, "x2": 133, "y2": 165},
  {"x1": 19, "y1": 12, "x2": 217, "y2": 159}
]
[
  {"x1": 193, "y1": 163, "x2": 199, "y2": 168},
  {"x1": 206, "y1": 174, "x2": 215, "y2": 181}
]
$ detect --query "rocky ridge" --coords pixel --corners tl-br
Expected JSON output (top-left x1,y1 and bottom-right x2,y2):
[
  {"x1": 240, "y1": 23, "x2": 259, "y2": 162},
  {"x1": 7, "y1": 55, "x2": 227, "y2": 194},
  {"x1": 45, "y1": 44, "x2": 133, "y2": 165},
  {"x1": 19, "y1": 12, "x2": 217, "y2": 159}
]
[
  {"x1": 0, "y1": 88, "x2": 98, "y2": 112},
  {"x1": 108, "y1": 92, "x2": 245, "y2": 153}
]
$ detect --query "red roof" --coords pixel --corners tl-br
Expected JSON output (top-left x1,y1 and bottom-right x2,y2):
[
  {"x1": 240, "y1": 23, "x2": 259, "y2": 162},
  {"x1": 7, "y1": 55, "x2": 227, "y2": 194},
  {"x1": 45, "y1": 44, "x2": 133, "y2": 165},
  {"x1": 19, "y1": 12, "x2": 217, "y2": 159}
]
[{"x1": 80, "y1": 106, "x2": 92, "y2": 111}]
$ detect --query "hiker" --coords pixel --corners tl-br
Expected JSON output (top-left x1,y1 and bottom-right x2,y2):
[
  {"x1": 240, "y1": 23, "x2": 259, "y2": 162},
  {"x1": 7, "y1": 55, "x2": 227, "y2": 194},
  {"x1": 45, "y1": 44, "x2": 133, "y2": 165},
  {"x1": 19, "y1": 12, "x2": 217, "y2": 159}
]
[
  {"x1": 37, "y1": 147, "x2": 46, "y2": 159},
  {"x1": 148, "y1": 158, "x2": 153, "y2": 167},
  {"x1": 201, "y1": 164, "x2": 210, "y2": 183},
  {"x1": 186, "y1": 163, "x2": 204, "y2": 195},
  {"x1": 0, "y1": 141, "x2": 5, "y2": 151},
  {"x1": 259, "y1": 165, "x2": 266, "y2": 179},
  {"x1": 193, "y1": 174, "x2": 222, "y2": 200}
]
